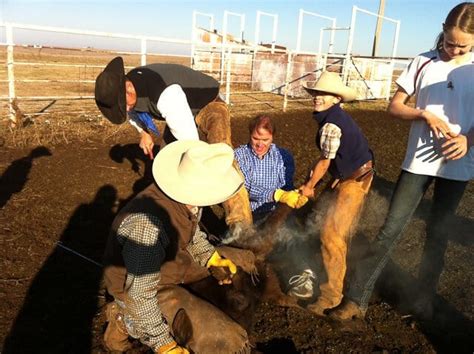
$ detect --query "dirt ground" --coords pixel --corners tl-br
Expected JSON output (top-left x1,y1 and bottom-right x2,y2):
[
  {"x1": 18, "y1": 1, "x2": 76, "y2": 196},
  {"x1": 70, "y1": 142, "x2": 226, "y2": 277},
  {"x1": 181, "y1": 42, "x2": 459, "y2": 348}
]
[{"x1": 0, "y1": 101, "x2": 473, "y2": 353}]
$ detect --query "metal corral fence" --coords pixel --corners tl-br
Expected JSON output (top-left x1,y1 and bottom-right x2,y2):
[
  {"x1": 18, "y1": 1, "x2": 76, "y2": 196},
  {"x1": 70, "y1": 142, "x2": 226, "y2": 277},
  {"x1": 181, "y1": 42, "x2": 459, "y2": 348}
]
[{"x1": 0, "y1": 6, "x2": 412, "y2": 126}]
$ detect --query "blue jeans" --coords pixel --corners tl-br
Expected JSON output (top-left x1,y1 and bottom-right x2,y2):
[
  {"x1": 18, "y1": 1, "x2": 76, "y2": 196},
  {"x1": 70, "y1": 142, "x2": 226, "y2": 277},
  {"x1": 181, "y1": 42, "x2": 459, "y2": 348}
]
[{"x1": 346, "y1": 170, "x2": 467, "y2": 311}]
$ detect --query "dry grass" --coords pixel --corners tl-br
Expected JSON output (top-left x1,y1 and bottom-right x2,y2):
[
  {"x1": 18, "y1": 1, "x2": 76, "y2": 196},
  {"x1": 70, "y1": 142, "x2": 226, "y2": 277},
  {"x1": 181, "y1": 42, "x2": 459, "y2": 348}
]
[
  {"x1": 3, "y1": 115, "x2": 109, "y2": 148},
  {"x1": 0, "y1": 45, "x2": 391, "y2": 147},
  {"x1": 0, "y1": 46, "x2": 191, "y2": 147},
  {"x1": 0, "y1": 98, "x2": 389, "y2": 149}
]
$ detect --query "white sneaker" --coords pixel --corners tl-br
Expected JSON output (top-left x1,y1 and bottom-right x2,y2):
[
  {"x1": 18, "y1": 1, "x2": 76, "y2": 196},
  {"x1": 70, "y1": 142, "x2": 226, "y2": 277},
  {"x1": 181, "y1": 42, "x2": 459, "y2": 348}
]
[{"x1": 287, "y1": 269, "x2": 316, "y2": 299}]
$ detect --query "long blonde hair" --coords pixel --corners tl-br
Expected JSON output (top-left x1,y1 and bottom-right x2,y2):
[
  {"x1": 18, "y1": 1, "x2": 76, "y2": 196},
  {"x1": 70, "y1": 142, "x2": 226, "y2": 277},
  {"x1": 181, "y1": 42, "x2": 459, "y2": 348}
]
[{"x1": 433, "y1": 2, "x2": 474, "y2": 51}]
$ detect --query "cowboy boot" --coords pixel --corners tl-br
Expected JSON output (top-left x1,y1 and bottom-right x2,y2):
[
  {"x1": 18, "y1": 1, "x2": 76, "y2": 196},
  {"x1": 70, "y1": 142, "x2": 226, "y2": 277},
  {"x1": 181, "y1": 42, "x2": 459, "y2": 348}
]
[
  {"x1": 194, "y1": 101, "x2": 232, "y2": 146},
  {"x1": 306, "y1": 297, "x2": 337, "y2": 316},
  {"x1": 222, "y1": 181, "x2": 253, "y2": 230},
  {"x1": 327, "y1": 298, "x2": 366, "y2": 321},
  {"x1": 195, "y1": 102, "x2": 253, "y2": 231},
  {"x1": 103, "y1": 302, "x2": 132, "y2": 352}
]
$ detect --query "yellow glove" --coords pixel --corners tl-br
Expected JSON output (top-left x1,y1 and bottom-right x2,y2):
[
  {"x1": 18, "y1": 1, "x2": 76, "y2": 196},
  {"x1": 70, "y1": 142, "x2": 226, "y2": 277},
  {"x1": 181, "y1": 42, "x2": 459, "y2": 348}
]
[
  {"x1": 156, "y1": 341, "x2": 189, "y2": 354},
  {"x1": 274, "y1": 189, "x2": 308, "y2": 209},
  {"x1": 206, "y1": 251, "x2": 237, "y2": 274},
  {"x1": 295, "y1": 193, "x2": 309, "y2": 208}
]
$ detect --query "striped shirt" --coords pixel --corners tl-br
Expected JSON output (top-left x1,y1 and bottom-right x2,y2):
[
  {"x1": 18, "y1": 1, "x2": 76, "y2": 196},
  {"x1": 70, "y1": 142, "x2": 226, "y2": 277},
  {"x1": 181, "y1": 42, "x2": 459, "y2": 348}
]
[
  {"x1": 319, "y1": 123, "x2": 342, "y2": 159},
  {"x1": 117, "y1": 209, "x2": 214, "y2": 350},
  {"x1": 235, "y1": 143, "x2": 295, "y2": 217}
]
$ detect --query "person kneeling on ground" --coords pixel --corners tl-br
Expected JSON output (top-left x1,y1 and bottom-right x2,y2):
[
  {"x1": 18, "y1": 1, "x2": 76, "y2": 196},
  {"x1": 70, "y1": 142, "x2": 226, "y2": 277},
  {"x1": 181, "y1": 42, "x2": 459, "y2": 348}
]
[
  {"x1": 299, "y1": 71, "x2": 375, "y2": 316},
  {"x1": 102, "y1": 140, "x2": 251, "y2": 353}
]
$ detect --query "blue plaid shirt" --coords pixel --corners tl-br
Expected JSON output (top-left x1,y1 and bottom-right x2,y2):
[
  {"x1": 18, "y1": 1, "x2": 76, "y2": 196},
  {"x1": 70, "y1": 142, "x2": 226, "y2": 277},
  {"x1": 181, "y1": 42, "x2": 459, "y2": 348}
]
[{"x1": 235, "y1": 143, "x2": 295, "y2": 217}]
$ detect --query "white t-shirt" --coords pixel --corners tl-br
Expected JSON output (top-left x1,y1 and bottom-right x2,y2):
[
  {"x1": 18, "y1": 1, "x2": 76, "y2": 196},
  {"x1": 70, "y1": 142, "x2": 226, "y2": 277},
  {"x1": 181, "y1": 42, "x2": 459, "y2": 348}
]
[{"x1": 396, "y1": 50, "x2": 474, "y2": 181}]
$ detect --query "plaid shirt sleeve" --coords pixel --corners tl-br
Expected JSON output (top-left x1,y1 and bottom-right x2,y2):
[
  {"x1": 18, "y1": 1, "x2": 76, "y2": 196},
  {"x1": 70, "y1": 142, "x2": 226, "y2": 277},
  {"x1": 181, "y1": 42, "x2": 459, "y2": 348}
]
[
  {"x1": 186, "y1": 224, "x2": 215, "y2": 266},
  {"x1": 319, "y1": 123, "x2": 342, "y2": 159},
  {"x1": 118, "y1": 213, "x2": 175, "y2": 350}
]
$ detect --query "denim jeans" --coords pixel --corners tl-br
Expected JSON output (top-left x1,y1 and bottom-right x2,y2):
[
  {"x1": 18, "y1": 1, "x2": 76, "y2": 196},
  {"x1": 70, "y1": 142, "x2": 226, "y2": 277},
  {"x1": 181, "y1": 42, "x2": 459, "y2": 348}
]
[{"x1": 346, "y1": 170, "x2": 467, "y2": 311}]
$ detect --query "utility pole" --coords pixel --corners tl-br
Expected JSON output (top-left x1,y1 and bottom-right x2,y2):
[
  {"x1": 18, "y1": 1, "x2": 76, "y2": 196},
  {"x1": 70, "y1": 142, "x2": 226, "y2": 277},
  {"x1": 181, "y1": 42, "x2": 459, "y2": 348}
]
[{"x1": 372, "y1": 0, "x2": 385, "y2": 57}]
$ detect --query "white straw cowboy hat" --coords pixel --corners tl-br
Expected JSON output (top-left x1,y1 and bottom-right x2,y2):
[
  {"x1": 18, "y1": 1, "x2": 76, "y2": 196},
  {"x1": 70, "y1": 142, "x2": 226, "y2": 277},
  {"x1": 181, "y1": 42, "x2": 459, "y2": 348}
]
[
  {"x1": 303, "y1": 71, "x2": 357, "y2": 102},
  {"x1": 153, "y1": 140, "x2": 244, "y2": 206}
]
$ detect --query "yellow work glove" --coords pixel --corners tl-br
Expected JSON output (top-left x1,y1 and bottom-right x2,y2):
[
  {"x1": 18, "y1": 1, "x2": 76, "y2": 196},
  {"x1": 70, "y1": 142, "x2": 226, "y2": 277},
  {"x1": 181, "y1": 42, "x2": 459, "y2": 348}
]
[
  {"x1": 207, "y1": 251, "x2": 237, "y2": 285},
  {"x1": 274, "y1": 189, "x2": 308, "y2": 209},
  {"x1": 156, "y1": 341, "x2": 189, "y2": 354},
  {"x1": 295, "y1": 193, "x2": 309, "y2": 208},
  {"x1": 206, "y1": 251, "x2": 237, "y2": 274}
]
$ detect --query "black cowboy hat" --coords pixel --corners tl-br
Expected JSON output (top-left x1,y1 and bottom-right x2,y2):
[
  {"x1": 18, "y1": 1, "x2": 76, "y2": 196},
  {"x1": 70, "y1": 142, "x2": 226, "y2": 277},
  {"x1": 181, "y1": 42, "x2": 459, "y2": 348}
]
[{"x1": 95, "y1": 56, "x2": 127, "y2": 124}]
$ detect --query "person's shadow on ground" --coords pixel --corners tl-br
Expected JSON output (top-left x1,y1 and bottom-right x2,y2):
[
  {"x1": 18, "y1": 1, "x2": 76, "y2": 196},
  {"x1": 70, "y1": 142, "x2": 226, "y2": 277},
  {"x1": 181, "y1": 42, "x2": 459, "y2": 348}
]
[
  {"x1": 3, "y1": 185, "x2": 118, "y2": 353},
  {"x1": 109, "y1": 143, "x2": 156, "y2": 209},
  {"x1": 0, "y1": 146, "x2": 52, "y2": 209},
  {"x1": 265, "y1": 174, "x2": 473, "y2": 353},
  {"x1": 347, "y1": 175, "x2": 474, "y2": 354},
  {"x1": 375, "y1": 259, "x2": 474, "y2": 354}
]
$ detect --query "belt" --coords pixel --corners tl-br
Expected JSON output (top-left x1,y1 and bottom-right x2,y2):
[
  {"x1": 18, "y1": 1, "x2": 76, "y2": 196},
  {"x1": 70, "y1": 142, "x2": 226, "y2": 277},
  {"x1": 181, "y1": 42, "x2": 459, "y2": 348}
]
[
  {"x1": 331, "y1": 160, "x2": 375, "y2": 189},
  {"x1": 348, "y1": 160, "x2": 374, "y2": 181}
]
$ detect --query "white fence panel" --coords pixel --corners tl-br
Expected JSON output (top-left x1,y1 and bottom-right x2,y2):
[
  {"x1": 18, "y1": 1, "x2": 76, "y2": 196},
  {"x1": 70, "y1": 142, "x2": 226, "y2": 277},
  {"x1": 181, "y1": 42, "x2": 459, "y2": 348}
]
[{"x1": 1, "y1": 19, "x2": 411, "y2": 125}]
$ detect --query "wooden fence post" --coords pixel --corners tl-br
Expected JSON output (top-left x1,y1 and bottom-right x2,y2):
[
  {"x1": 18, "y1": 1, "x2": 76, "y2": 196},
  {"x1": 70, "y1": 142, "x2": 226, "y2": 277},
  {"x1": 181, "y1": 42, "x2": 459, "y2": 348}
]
[{"x1": 6, "y1": 23, "x2": 17, "y2": 127}]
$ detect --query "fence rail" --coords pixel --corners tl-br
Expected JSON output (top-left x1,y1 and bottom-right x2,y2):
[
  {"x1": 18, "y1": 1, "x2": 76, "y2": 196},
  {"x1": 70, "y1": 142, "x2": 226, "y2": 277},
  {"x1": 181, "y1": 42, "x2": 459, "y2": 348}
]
[{"x1": 1, "y1": 18, "x2": 411, "y2": 126}]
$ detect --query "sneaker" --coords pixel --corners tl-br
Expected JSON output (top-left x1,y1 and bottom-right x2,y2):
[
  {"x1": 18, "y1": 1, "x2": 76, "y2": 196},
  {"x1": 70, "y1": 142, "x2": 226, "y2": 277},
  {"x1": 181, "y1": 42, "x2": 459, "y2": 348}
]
[{"x1": 287, "y1": 269, "x2": 316, "y2": 299}]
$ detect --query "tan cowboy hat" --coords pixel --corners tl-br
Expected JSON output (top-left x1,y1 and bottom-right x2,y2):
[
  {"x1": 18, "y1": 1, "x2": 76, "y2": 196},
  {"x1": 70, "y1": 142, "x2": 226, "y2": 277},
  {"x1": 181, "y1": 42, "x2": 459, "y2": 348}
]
[
  {"x1": 95, "y1": 56, "x2": 127, "y2": 124},
  {"x1": 303, "y1": 71, "x2": 357, "y2": 102},
  {"x1": 153, "y1": 140, "x2": 244, "y2": 206}
]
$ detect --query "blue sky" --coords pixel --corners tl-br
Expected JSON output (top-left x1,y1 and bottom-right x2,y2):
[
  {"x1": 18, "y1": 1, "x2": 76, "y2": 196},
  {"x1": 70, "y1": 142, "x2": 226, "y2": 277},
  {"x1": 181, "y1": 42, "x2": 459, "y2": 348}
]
[{"x1": 0, "y1": 0, "x2": 465, "y2": 57}]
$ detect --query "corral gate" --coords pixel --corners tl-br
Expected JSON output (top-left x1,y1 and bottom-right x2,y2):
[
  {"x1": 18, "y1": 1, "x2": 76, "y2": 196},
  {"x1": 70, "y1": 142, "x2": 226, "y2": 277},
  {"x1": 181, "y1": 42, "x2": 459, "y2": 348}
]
[{"x1": 192, "y1": 6, "x2": 402, "y2": 108}]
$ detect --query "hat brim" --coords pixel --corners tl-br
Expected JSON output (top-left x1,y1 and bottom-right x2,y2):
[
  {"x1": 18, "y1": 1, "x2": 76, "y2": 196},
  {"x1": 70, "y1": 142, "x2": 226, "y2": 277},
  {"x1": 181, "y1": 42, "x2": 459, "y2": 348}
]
[
  {"x1": 303, "y1": 83, "x2": 357, "y2": 102},
  {"x1": 95, "y1": 57, "x2": 127, "y2": 124},
  {"x1": 153, "y1": 140, "x2": 244, "y2": 206}
]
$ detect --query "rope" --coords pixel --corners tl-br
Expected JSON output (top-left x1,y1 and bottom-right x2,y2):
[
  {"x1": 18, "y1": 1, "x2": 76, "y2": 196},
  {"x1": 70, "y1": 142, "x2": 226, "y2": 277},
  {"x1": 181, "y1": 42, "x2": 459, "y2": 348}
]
[{"x1": 56, "y1": 241, "x2": 103, "y2": 268}]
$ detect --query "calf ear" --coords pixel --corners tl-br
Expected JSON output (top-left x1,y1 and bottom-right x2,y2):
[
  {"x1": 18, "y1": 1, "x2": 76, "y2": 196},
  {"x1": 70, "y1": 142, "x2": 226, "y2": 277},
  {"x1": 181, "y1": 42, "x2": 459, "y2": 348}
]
[{"x1": 172, "y1": 308, "x2": 193, "y2": 346}]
